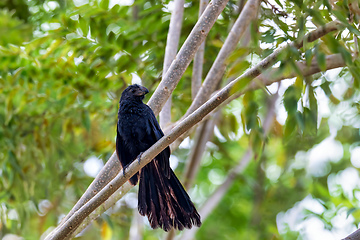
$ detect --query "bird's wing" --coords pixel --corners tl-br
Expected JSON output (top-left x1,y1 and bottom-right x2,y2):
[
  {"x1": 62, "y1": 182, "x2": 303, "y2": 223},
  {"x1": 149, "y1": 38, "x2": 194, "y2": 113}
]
[
  {"x1": 116, "y1": 123, "x2": 132, "y2": 168},
  {"x1": 116, "y1": 123, "x2": 140, "y2": 185},
  {"x1": 145, "y1": 105, "x2": 171, "y2": 178}
]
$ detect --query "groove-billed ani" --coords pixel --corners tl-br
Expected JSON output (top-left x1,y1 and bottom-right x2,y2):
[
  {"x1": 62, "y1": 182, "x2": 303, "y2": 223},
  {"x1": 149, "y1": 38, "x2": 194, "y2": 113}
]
[{"x1": 116, "y1": 84, "x2": 201, "y2": 231}]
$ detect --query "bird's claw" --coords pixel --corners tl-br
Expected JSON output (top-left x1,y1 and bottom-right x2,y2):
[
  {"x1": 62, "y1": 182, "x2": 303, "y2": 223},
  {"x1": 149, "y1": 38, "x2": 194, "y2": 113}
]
[{"x1": 137, "y1": 152, "x2": 143, "y2": 164}]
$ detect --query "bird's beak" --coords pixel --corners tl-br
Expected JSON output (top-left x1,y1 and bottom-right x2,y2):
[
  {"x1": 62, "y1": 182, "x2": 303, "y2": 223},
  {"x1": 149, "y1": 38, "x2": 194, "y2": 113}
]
[{"x1": 134, "y1": 86, "x2": 149, "y2": 96}]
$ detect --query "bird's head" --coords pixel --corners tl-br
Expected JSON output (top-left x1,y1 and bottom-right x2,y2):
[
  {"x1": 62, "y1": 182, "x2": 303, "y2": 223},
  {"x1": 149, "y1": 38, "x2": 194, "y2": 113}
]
[{"x1": 120, "y1": 84, "x2": 149, "y2": 102}]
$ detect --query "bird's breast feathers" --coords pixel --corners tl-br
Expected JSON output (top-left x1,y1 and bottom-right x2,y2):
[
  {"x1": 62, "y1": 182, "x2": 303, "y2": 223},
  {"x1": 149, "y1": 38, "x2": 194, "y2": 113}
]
[{"x1": 118, "y1": 113, "x2": 151, "y2": 141}]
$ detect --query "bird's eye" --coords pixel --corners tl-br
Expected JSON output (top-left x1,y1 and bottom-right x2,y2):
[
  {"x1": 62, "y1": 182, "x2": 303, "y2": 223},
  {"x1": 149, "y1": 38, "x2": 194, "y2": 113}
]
[{"x1": 131, "y1": 89, "x2": 136, "y2": 93}]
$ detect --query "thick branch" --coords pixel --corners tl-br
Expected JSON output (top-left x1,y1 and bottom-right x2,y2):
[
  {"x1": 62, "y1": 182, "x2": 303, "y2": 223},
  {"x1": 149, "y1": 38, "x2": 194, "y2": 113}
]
[
  {"x1": 68, "y1": 182, "x2": 133, "y2": 239},
  {"x1": 342, "y1": 228, "x2": 360, "y2": 240},
  {"x1": 65, "y1": 153, "x2": 120, "y2": 219},
  {"x1": 160, "y1": 0, "x2": 184, "y2": 128},
  {"x1": 44, "y1": 152, "x2": 121, "y2": 240},
  {"x1": 147, "y1": 0, "x2": 230, "y2": 116}
]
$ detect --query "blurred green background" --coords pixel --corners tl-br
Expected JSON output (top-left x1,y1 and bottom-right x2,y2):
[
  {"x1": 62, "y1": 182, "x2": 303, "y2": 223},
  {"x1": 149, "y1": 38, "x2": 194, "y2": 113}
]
[{"x1": 1, "y1": 0, "x2": 360, "y2": 239}]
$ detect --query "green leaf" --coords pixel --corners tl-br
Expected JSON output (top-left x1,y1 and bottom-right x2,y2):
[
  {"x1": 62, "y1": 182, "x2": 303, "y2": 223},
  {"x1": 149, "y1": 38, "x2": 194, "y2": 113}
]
[
  {"x1": 250, "y1": 128, "x2": 264, "y2": 160},
  {"x1": 320, "y1": 81, "x2": 331, "y2": 97},
  {"x1": 347, "y1": 25, "x2": 360, "y2": 37},
  {"x1": 244, "y1": 101, "x2": 259, "y2": 131},
  {"x1": 316, "y1": 51, "x2": 326, "y2": 71},
  {"x1": 284, "y1": 114, "x2": 297, "y2": 139},
  {"x1": 295, "y1": 111, "x2": 305, "y2": 132},
  {"x1": 79, "y1": 16, "x2": 89, "y2": 36},
  {"x1": 308, "y1": 9, "x2": 326, "y2": 25},
  {"x1": 332, "y1": 9, "x2": 349, "y2": 24},
  {"x1": 322, "y1": 0, "x2": 332, "y2": 11},
  {"x1": 227, "y1": 60, "x2": 250, "y2": 77},
  {"x1": 8, "y1": 151, "x2": 25, "y2": 179},
  {"x1": 322, "y1": 35, "x2": 340, "y2": 53},
  {"x1": 242, "y1": 92, "x2": 259, "y2": 131},
  {"x1": 230, "y1": 76, "x2": 253, "y2": 95},
  {"x1": 305, "y1": 49, "x2": 314, "y2": 66},
  {"x1": 308, "y1": 86, "x2": 317, "y2": 110},
  {"x1": 82, "y1": 110, "x2": 91, "y2": 131},
  {"x1": 349, "y1": 66, "x2": 360, "y2": 89},
  {"x1": 289, "y1": 58, "x2": 304, "y2": 78},
  {"x1": 274, "y1": 0, "x2": 283, "y2": 8},
  {"x1": 338, "y1": 46, "x2": 353, "y2": 65},
  {"x1": 304, "y1": 107, "x2": 317, "y2": 136},
  {"x1": 99, "y1": 0, "x2": 109, "y2": 10},
  {"x1": 347, "y1": 208, "x2": 357, "y2": 218},
  {"x1": 108, "y1": 31, "x2": 116, "y2": 43},
  {"x1": 283, "y1": 86, "x2": 301, "y2": 114}
]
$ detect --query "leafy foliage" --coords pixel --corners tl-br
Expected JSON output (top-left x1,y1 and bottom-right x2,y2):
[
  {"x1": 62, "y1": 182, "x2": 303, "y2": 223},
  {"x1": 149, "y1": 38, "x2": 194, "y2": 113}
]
[{"x1": 0, "y1": 0, "x2": 360, "y2": 239}]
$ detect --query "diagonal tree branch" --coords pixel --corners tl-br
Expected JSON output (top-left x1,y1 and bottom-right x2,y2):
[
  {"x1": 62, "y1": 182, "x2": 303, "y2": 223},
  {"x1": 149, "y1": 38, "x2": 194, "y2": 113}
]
[
  {"x1": 45, "y1": 20, "x2": 344, "y2": 240},
  {"x1": 342, "y1": 227, "x2": 360, "y2": 240},
  {"x1": 228, "y1": 52, "x2": 346, "y2": 103},
  {"x1": 44, "y1": 152, "x2": 121, "y2": 240},
  {"x1": 67, "y1": 182, "x2": 133, "y2": 239}
]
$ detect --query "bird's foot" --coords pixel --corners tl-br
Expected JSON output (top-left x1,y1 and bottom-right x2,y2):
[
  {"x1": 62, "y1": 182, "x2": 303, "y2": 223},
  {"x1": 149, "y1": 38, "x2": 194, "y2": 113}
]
[{"x1": 136, "y1": 152, "x2": 144, "y2": 164}]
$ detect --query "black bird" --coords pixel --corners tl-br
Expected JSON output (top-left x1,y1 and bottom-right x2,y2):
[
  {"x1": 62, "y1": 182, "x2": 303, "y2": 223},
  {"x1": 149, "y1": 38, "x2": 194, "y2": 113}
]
[{"x1": 116, "y1": 84, "x2": 201, "y2": 231}]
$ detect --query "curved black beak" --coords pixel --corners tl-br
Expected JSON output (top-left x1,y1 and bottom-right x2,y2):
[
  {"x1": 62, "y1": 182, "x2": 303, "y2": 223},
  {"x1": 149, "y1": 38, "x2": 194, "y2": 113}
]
[{"x1": 134, "y1": 85, "x2": 149, "y2": 96}]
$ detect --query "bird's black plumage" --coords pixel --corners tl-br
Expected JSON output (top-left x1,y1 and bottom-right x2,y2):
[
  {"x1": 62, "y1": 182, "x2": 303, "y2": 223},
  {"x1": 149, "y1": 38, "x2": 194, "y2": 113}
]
[{"x1": 116, "y1": 84, "x2": 201, "y2": 231}]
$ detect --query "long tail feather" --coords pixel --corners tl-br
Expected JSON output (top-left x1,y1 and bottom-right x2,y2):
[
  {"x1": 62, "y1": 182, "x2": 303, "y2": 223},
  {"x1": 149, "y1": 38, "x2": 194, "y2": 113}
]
[{"x1": 138, "y1": 161, "x2": 201, "y2": 231}]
